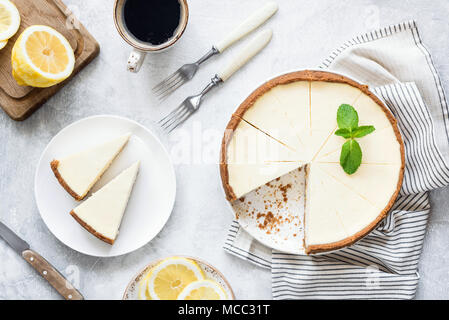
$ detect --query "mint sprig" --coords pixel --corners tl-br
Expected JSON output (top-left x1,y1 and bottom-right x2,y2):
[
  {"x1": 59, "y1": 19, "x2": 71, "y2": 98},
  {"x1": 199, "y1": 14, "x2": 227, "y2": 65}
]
[{"x1": 335, "y1": 104, "x2": 375, "y2": 175}]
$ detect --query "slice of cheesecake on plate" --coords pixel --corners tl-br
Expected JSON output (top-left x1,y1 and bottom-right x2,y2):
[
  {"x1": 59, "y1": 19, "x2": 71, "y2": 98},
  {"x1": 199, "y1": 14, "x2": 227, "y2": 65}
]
[
  {"x1": 221, "y1": 116, "x2": 305, "y2": 201},
  {"x1": 70, "y1": 161, "x2": 140, "y2": 244},
  {"x1": 51, "y1": 133, "x2": 131, "y2": 200}
]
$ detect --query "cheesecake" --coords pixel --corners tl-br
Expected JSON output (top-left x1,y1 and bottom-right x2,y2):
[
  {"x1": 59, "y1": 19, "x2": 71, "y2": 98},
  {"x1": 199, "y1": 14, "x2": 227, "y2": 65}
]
[
  {"x1": 220, "y1": 70, "x2": 404, "y2": 254},
  {"x1": 70, "y1": 161, "x2": 140, "y2": 244},
  {"x1": 51, "y1": 133, "x2": 131, "y2": 200}
]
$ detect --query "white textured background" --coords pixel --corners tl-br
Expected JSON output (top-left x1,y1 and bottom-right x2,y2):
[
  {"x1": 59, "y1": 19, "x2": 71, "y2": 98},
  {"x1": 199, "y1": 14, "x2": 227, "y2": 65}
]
[{"x1": 1, "y1": 0, "x2": 448, "y2": 299}]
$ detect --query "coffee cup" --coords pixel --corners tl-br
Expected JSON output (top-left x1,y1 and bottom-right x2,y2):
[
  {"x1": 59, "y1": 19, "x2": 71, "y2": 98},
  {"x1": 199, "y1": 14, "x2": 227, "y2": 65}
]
[{"x1": 113, "y1": 0, "x2": 189, "y2": 73}]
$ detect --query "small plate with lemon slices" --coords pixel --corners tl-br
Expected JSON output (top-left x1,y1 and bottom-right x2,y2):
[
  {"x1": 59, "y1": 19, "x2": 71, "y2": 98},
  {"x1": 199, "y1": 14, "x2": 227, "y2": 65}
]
[{"x1": 123, "y1": 256, "x2": 235, "y2": 300}]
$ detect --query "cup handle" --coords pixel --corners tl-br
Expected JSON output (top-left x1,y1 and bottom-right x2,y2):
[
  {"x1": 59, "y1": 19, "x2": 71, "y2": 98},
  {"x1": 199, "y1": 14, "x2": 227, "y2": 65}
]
[{"x1": 127, "y1": 49, "x2": 146, "y2": 73}]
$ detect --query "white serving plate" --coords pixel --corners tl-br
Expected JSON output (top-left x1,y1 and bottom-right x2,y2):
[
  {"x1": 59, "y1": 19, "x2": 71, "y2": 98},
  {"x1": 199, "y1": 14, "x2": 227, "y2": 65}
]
[
  {"x1": 123, "y1": 256, "x2": 235, "y2": 300},
  {"x1": 34, "y1": 115, "x2": 176, "y2": 257}
]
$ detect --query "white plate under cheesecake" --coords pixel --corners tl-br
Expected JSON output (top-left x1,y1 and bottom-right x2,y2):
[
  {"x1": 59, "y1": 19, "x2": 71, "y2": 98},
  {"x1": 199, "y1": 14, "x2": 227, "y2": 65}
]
[
  {"x1": 35, "y1": 115, "x2": 176, "y2": 257},
  {"x1": 220, "y1": 70, "x2": 405, "y2": 255}
]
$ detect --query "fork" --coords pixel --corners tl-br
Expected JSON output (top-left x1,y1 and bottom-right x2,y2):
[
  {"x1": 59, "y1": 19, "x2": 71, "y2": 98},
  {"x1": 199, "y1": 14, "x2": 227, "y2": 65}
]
[
  {"x1": 152, "y1": 1, "x2": 278, "y2": 100},
  {"x1": 159, "y1": 29, "x2": 273, "y2": 132}
]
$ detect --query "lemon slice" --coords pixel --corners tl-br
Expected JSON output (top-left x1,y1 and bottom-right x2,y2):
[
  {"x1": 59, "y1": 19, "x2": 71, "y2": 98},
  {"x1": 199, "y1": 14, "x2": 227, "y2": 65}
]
[
  {"x1": 137, "y1": 271, "x2": 152, "y2": 300},
  {"x1": 147, "y1": 257, "x2": 205, "y2": 300},
  {"x1": 11, "y1": 25, "x2": 75, "y2": 87},
  {"x1": 177, "y1": 279, "x2": 227, "y2": 300},
  {"x1": 0, "y1": 39, "x2": 6, "y2": 50},
  {"x1": 0, "y1": 0, "x2": 20, "y2": 41}
]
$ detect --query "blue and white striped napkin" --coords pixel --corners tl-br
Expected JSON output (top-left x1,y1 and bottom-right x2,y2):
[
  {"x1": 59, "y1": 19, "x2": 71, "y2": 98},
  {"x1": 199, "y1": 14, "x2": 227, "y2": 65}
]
[{"x1": 224, "y1": 21, "x2": 449, "y2": 299}]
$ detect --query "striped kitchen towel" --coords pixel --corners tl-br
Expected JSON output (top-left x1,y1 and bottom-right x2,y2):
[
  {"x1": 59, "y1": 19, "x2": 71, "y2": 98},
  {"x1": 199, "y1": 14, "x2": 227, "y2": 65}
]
[{"x1": 224, "y1": 21, "x2": 449, "y2": 299}]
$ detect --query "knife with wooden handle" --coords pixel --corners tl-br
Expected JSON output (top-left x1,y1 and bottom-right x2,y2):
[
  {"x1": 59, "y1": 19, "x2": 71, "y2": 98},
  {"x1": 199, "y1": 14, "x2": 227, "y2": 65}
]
[{"x1": 0, "y1": 221, "x2": 84, "y2": 300}]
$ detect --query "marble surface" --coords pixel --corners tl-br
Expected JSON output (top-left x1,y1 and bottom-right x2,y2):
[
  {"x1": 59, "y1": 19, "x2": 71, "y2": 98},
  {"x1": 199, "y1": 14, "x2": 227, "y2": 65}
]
[{"x1": 1, "y1": 0, "x2": 448, "y2": 300}]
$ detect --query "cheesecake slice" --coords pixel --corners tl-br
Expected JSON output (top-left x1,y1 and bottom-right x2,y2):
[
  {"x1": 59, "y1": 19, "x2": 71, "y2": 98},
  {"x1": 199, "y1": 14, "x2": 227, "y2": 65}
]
[
  {"x1": 51, "y1": 133, "x2": 131, "y2": 200},
  {"x1": 70, "y1": 161, "x2": 140, "y2": 244},
  {"x1": 304, "y1": 164, "x2": 385, "y2": 254},
  {"x1": 221, "y1": 116, "x2": 305, "y2": 200},
  {"x1": 235, "y1": 81, "x2": 307, "y2": 153},
  {"x1": 304, "y1": 164, "x2": 348, "y2": 251}
]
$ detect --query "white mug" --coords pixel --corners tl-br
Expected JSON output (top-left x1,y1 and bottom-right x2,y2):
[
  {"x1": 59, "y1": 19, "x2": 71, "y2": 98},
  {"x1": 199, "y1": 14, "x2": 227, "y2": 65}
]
[{"x1": 113, "y1": 0, "x2": 189, "y2": 73}]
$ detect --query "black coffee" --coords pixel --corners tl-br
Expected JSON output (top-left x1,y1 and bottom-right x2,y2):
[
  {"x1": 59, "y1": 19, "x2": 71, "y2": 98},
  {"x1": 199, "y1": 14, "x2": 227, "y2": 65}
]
[{"x1": 124, "y1": 0, "x2": 181, "y2": 45}]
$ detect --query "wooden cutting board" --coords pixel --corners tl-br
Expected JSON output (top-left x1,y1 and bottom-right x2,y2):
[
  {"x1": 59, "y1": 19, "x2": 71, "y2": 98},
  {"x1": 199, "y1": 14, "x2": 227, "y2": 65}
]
[{"x1": 0, "y1": 0, "x2": 99, "y2": 120}]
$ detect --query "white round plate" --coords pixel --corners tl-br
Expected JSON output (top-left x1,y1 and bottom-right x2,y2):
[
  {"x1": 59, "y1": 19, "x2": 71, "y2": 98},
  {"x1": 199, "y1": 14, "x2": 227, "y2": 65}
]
[
  {"x1": 35, "y1": 115, "x2": 176, "y2": 257},
  {"x1": 222, "y1": 69, "x2": 383, "y2": 255},
  {"x1": 123, "y1": 256, "x2": 235, "y2": 300}
]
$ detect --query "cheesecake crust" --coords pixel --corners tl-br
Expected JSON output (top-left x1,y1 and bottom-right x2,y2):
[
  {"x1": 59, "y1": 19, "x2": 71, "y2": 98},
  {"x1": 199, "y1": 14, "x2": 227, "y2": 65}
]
[
  {"x1": 220, "y1": 115, "x2": 244, "y2": 201},
  {"x1": 220, "y1": 69, "x2": 405, "y2": 254},
  {"x1": 70, "y1": 210, "x2": 115, "y2": 245},
  {"x1": 50, "y1": 160, "x2": 84, "y2": 201}
]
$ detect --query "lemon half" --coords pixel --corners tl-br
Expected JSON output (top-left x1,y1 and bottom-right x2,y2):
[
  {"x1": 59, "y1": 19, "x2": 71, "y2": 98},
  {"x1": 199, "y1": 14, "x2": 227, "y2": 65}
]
[
  {"x1": 146, "y1": 257, "x2": 205, "y2": 300},
  {"x1": 177, "y1": 279, "x2": 227, "y2": 300},
  {"x1": 0, "y1": 0, "x2": 20, "y2": 41},
  {"x1": 12, "y1": 25, "x2": 75, "y2": 87}
]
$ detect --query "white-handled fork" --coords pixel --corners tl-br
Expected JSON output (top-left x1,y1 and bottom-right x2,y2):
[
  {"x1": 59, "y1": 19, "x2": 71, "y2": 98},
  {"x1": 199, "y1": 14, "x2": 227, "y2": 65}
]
[
  {"x1": 159, "y1": 29, "x2": 273, "y2": 132},
  {"x1": 152, "y1": 1, "x2": 278, "y2": 100}
]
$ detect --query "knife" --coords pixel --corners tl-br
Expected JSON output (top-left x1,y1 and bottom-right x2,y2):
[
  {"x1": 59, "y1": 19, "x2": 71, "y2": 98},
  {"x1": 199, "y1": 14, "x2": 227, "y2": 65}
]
[{"x1": 0, "y1": 221, "x2": 84, "y2": 300}]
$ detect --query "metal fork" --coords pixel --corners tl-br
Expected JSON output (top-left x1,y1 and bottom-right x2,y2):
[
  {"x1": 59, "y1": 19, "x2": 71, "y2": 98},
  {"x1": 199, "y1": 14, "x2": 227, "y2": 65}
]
[
  {"x1": 152, "y1": 1, "x2": 278, "y2": 100},
  {"x1": 159, "y1": 29, "x2": 273, "y2": 132},
  {"x1": 152, "y1": 47, "x2": 219, "y2": 101}
]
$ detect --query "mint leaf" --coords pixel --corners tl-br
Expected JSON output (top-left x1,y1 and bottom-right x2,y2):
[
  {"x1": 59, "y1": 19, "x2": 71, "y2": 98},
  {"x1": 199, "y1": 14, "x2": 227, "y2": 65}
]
[
  {"x1": 335, "y1": 128, "x2": 352, "y2": 139},
  {"x1": 335, "y1": 104, "x2": 375, "y2": 175},
  {"x1": 337, "y1": 104, "x2": 359, "y2": 130},
  {"x1": 340, "y1": 139, "x2": 362, "y2": 175},
  {"x1": 352, "y1": 125, "x2": 375, "y2": 138}
]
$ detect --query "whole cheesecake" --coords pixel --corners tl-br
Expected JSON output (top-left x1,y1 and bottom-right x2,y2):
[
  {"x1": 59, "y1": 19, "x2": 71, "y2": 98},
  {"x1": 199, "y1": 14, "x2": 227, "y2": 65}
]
[{"x1": 220, "y1": 70, "x2": 405, "y2": 254}]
